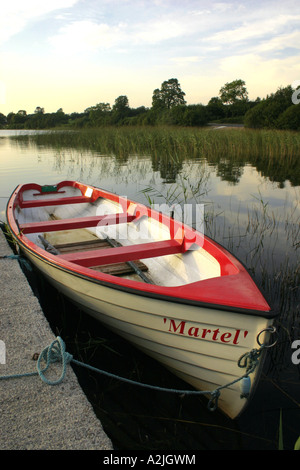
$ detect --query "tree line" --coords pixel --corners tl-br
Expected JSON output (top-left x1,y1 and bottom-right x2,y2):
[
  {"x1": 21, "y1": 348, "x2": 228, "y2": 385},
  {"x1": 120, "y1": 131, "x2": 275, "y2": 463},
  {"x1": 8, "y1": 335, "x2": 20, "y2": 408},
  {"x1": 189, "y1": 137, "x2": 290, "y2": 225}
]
[{"x1": 1, "y1": 78, "x2": 299, "y2": 130}]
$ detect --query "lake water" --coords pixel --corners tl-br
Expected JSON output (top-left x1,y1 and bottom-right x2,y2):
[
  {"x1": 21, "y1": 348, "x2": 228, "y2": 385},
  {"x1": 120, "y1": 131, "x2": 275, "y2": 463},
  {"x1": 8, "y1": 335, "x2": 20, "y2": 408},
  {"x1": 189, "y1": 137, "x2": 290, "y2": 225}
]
[{"x1": 0, "y1": 129, "x2": 299, "y2": 450}]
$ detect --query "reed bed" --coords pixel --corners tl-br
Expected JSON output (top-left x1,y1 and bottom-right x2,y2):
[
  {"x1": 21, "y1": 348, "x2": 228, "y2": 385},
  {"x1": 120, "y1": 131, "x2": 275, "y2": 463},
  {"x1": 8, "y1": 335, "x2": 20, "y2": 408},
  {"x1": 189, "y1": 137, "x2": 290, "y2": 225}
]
[
  {"x1": 12, "y1": 126, "x2": 300, "y2": 187},
  {"x1": 13, "y1": 125, "x2": 300, "y2": 160}
]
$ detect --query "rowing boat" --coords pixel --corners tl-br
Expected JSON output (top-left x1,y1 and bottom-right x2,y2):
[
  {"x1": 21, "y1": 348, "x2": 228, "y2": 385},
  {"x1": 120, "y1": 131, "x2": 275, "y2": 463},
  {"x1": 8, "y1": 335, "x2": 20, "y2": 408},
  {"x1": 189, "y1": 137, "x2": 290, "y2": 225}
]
[{"x1": 6, "y1": 180, "x2": 277, "y2": 418}]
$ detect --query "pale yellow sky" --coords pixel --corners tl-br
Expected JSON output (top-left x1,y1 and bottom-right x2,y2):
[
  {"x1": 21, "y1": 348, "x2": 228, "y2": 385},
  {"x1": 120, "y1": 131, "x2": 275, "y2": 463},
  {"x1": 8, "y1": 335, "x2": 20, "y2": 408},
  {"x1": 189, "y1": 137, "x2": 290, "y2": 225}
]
[{"x1": 1, "y1": 0, "x2": 300, "y2": 115}]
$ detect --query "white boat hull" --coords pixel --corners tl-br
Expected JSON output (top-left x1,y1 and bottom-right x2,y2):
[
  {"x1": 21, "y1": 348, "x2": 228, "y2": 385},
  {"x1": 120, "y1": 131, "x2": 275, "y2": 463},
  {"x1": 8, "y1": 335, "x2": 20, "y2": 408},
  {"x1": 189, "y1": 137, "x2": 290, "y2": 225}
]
[{"x1": 23, "y1": 247, "x2": 272, "y2": 419}]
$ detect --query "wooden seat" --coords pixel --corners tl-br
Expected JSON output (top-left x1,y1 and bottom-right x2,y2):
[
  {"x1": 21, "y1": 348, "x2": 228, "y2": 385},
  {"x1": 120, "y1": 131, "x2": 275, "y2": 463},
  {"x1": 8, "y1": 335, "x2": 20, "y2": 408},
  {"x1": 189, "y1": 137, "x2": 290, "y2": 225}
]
[
  {"x1": 19, "y1": 195, "x2": 93, "y2": 209},
  {"x1": 59, "y1": 238, "x2": 185, "y2": 268},
  {"x1": 53, "y1": 238, "x2": 149, "y2": 276},
  {"x1": 19, "y1": 213, "x2": 136, "y2": 234}
]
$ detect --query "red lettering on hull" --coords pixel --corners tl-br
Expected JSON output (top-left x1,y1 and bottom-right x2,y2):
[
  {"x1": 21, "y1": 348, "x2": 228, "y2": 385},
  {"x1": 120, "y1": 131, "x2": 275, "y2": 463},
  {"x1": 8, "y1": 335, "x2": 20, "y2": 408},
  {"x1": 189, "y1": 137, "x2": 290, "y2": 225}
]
[{"x1": 164, "y1": 318, "x2": 249, "y2": 345}]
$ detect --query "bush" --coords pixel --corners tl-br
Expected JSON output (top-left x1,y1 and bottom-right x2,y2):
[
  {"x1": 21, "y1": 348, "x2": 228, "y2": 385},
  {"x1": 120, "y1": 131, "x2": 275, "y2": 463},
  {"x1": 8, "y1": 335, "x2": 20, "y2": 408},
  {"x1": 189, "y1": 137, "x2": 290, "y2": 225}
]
[
  {"x1": 183, "y1": 105, "x2": 208, "y2": 126},
  {"x1": 244, "y1": 101, "x2": 269, "y2": 128},
  {"x1": 244, "y1": 86, "x2": 295, "y2": 129},
  {"x1": 277, "y1": 105, "x2": 300, "y2": 130}
]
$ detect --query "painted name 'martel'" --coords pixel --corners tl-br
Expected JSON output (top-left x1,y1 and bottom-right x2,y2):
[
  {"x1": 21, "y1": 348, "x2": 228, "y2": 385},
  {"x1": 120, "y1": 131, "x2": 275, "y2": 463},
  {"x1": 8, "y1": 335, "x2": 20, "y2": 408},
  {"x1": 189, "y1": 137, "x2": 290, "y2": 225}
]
[{"x1": 164, "y1": 318, "x2": 248, "y2": 344}]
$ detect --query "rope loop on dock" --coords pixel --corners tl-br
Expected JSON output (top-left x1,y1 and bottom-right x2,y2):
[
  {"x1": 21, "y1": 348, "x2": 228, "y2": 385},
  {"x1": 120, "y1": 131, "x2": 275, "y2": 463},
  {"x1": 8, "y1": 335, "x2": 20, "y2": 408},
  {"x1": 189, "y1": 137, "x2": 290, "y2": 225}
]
[
  {"x1": 0, "y1": 331, "x2": 277, "y2": 414},
  {"x1": 0, "y1": 253, "x2": 32, "y2": 270},
  {"x1": 37, "y1": 337, "x2": 73, "y2": 385}
]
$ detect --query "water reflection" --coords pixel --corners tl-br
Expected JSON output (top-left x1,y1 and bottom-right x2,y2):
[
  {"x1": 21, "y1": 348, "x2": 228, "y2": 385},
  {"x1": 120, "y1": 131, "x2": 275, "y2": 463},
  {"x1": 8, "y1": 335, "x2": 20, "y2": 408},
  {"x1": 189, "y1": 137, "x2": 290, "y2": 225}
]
[
  {"x1": 4, "y1": 128, "x2": 300, "y2": 187},
  {"x1": 215, "y1": 159, "x2": 244, "y2": 185}
]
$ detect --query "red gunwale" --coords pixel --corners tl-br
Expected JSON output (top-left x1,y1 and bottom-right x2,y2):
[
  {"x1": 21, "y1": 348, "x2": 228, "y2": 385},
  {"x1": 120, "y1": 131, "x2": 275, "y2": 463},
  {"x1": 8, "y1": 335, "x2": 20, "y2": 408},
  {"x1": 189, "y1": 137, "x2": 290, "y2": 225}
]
[{"x1": 6, "y1": 181, "x2": 272, "y2": 314}]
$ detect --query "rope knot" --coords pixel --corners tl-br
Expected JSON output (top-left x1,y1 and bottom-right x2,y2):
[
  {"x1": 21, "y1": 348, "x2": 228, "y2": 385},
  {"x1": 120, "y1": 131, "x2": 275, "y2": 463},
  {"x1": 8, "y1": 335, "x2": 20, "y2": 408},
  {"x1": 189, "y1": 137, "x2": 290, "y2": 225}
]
[
  {"x1": 37, "y1": 337, "x2": 73, "y2": 385},
  {"x1": 238, "y1": 348, "x2": 261, "y2": 374},
  {"x1": 207, "y1": 389, "x2": 220, "y2": 412}
]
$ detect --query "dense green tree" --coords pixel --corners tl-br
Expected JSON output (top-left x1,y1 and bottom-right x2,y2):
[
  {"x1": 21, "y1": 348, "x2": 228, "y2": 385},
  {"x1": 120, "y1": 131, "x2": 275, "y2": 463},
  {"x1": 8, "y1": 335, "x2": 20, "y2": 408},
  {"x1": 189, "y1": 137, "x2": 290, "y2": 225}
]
[
  {"x1": 152, "y1": 88, "x2": 165, "y2": 110},
  {"x1": 14, "y1": 110, "x2": 27, "y2": 126},
  {"x1": 85, "y1": 102, "x2": 111, "y2": 114},
  {"x1": 183, "y1": 105, "x2": 208, "y2": 126},
  {"x1": 113, "y1": 95, "x2": 129, "y2": 113},
  {"x1": 111, "y1": 95, "x2": 130, "y2": 123},
  {"x1": 122, "y1": 106, "x2": 149, "y2": 126},
  {"x1": 277, "y1": 104, "x2": 300, "y2": 130},
  {"x1": 206, "y1": 97, "x2": 226, "y2": 121},
  {"x1": 244, "y1": 85, "x2": 295, "y2": 129},
  {"x1": 152, "y1": 78, "x2": 186, "y2": 109},
  {"x1": 164, "y1": 105, "x2": 186, "y2": 125},
  {"x1": 6, "y1": 112, "x2": 16, "y2": 125},
  {"x1": 2, "y1": 79, "x2": 299, "y2": 130},
  {"x1": 34, "y1": 106, "x2": 45, "y2": 114},
  {"x1": 219, "y1": 79, "x2": 248, "y2": 104},
  {"x1": 86, "y1": 102, "x2": 111, "y2": 126},
  {"x1": 55, "y1": 109, "x2": 68, "y2": 126},
  {"x1": 227, "y1": 99, "x2": 252, "y2": 118},
  {"x1": 243, "y1": 102, "x2": 267, "y2": 128},
  {"x1": 0, "y1": 113, "x2": 6, "y2": 128},
  {"x1": 5, "y1": 110, "x2": 27, "y2": 128}
]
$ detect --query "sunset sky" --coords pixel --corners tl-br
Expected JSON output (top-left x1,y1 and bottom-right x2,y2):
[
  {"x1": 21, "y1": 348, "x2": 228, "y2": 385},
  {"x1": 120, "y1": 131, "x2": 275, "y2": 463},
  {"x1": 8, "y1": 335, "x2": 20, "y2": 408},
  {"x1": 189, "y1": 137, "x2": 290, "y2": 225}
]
[{"x1": 1, "y1": 0, "x2": 300, "y2": 115}]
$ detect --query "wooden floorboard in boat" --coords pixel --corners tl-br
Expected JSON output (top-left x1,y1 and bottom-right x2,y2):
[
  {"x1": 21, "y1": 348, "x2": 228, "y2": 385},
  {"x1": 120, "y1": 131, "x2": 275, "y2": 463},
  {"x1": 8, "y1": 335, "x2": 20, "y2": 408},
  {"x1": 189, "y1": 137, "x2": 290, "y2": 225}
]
[
  {"x1": 54, "y1": 238, "x2": 109, "y2": 253},
  {"x1": 54, "y1": 238, "x2": 148, "y2": 276},
  {"x1": 92, "y1": 262, "x2": 147, "y2": 275}
]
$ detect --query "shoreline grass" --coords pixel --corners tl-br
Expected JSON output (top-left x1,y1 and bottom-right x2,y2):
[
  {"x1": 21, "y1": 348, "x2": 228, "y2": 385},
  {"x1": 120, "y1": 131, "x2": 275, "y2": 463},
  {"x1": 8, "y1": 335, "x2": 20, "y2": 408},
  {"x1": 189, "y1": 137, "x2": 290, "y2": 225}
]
[
  {"x1": 11, "y1": 126, "x2": 300, "y2": 187},
  {"x1": 10, "y1": 125, "x2": 300, "y2": 156}
]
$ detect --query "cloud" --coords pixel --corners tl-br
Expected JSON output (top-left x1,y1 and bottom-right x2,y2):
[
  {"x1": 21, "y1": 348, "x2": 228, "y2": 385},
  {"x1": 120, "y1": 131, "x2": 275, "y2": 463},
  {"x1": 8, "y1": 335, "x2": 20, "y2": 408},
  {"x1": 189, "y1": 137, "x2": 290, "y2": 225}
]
[
  {"x1": 131, "y1": 18, "x2": 188, "y2": 45},
  {"x1": 48, "y1": 20, "x2": 126, "y2": 52},
  {"x1": 253, "y1": 30, "x2": 300, "y2": 53},
  {"x1": 219, "y1": 53, "x2": 300, "y2": 98},
  {"x1": 0, "y1": 0, "x2": 78, "y2": 45},
  {"x1": 169, "y1": 56, "x2": 202, "y2": 66},
  {"x1": 49, "y1": 15, "x2": 191, "y2": 53},
  {"x1": 45, "y1": 2, "x2": 300, "y2": 57},
  {"x1": 205, "y1": 11, "x2": 300, "y2": 45}
]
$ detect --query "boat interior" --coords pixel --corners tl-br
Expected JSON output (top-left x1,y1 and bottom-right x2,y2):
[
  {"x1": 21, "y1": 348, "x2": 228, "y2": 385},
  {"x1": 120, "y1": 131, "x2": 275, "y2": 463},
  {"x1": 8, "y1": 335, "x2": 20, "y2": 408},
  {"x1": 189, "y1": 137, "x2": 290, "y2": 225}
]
[{"x1": 15, "y1": 183, "x2": 223, "y2": 287}]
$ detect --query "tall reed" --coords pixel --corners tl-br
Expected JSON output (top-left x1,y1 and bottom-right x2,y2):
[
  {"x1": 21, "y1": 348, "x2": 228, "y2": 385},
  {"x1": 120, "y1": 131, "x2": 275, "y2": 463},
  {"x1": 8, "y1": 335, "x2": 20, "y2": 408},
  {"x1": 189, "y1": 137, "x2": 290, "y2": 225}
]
[{"x1": 12, "y1": 126, "x2": 300, "y2": 159}]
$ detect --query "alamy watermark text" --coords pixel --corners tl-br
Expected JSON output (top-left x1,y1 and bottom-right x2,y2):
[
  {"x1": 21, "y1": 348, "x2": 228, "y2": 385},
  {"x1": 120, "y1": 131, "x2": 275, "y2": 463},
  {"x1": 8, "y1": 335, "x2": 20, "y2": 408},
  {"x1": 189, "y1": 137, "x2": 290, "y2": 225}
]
[{"x1": 292, "y1": 80, "x2": 300, "y2": 104}]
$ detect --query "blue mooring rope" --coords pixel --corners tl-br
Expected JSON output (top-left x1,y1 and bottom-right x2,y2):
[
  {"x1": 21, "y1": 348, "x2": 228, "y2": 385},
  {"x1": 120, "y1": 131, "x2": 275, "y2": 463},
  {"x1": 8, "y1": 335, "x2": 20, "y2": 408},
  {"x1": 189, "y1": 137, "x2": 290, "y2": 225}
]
[
  {"x1": 0, "y1": 254, "x2": 32, "y2": 270},
  {"x1": 0, "y1": 336, "x2": 267, "y2": 413}
]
